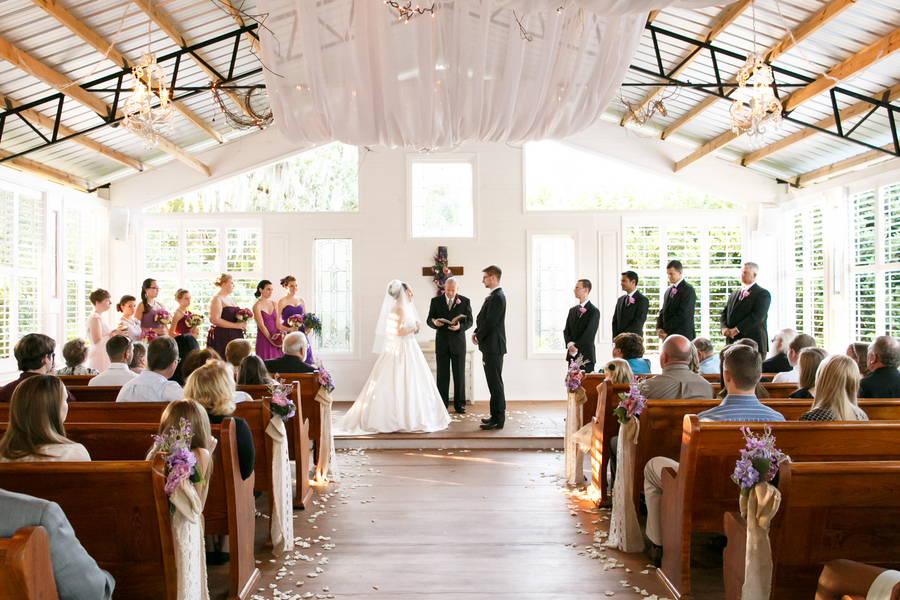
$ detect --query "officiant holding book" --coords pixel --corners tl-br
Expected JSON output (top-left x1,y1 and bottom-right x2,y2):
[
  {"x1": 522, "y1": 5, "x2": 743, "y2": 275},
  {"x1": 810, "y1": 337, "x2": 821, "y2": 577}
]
[{"x1": 427, "y1": 277, "x2": 473, "y2": 413}]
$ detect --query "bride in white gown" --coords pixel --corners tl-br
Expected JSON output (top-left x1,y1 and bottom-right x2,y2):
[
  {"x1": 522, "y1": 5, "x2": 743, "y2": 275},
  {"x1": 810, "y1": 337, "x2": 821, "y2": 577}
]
[{"x1": 335, "y1": 280, "x2": 451, "y2": 435}]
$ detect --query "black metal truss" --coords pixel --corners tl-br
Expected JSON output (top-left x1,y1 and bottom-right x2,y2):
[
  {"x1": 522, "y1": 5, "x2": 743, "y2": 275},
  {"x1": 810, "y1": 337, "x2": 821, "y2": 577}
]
[
  {"x1": 626, "y1": 24, "x2": 900, "y2": 160},
  {"x1": 0, "y1": 24, "x2": 262, "y2": 165}
]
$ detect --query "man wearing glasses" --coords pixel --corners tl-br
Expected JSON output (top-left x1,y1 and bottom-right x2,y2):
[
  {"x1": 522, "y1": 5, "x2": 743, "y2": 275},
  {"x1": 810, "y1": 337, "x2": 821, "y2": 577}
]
[
  {"x1": 116, "y1": 337, "x2": 183, "y2": 402},
  {"x1": 0, "y1": 334, "x2": 76, "y2": 403}
]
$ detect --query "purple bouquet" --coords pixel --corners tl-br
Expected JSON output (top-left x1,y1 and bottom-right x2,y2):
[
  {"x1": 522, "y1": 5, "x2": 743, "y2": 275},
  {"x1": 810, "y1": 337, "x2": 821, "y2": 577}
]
[
  {"x1": 286, "y1": 315, "x2": 304, "y2": 329},
  {"x1": 302, "y1": 313, "x2": 323, "y2": 343},
  {"x1": 732, "y1": 425, "x2": 788, "y2": 497},
  {"x1": 613, "y1": 379, "x2": 647, "y2": 425},
  {"x1": 315, "y1": 359, "x2": 335, "y2": 393},
  {"x1": 564, "y1": 355, "x2": 588, "y2": 392},
  {"x1": 234, "y1": 308, "x2": 253, "y2": 323},
  {"x1": 266, "y1": 375, "x2": 296, "y2": 421},
  {"x1": 151, "y1": 418, "x2": 206, "y2": 509},
  {"x1": 154, "y1": 309, "x2": 172, "y2": 326},
  {"x1": 141, "y1": 330, "x2": 158, "y2": 343},
  {"x1": 183, "y1": 311, "x2": 203, "y2": 328}
]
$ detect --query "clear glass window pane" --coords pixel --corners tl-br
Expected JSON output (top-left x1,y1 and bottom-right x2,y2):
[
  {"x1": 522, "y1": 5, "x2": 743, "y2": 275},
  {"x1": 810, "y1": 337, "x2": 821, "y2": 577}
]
[
  {"x1": 411, "y1": 162, "x2": 474, "y2": 238},
  {"x1": 226, "y1": 228, "x2": 261, "y2": 272},
  {"x1": 667, "y1": 227, "x2": 701, "y2": 270},
  {"x1": 532, "y1": 236, "x2": 575, "y2": 352},
  {"x1": 708, "y1": 276, "x2": 740, "y2": 347},
  {"x1": 315, "y1": 239, "x2": 353, "y2": 352},
  {"x1": 887, "y1": 271, "x2": 900, "y2": 338},
  {"x1": 708, "y1": 227, "x2": 742, "y2": 268}
]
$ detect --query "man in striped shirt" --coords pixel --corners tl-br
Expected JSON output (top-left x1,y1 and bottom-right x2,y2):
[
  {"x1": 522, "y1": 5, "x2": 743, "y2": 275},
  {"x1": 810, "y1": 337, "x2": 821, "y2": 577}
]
[{"x1": 643, "y1": 344, "x2": 784, "y2": 565}]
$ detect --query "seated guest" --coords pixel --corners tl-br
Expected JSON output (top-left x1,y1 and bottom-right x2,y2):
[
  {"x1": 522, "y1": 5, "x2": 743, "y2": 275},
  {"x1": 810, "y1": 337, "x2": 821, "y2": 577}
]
[
  {"x1": 789, "y1": 347, "x2": 829, "y2": 399},
  {"x1": 846, "y1": 342, "x2": 871, "y2": 378},
  {"x1": 800, "y1": 355, "x2": 869, "y2": 421},
  {"x1": 1, "y1": 334, "x2": 75, "y2": 404},
  {"x1": 264, "y1": 332, "x2": 316, "y2": 374},
  {"x1": 238, "y1": 355, "x2": 275, "y2": 386},
  {"x1": 761, "y1": 328, "x2": 797, "y2": 374},
  {"x1": 644, "y1": 345, "x2": 784, "y2": 565},
  {"x1": 603, "y1": 358, "x2": 634, "y2": 385},
  {"x1": 643, "y1": 335, "x2": 713, "y2": 399},
  {"x1": 0, "y1": 376, "x2": 91, "y2": 462},
  {"x1": 184, "y1": 360, "x2": 255, "y2": 481},
  {"x1": 772, "y1": 333, "x2": 817, "y2": 383},
  {"x1": 181, "y1": 348, "x2": 223, "y2": 383},
  {"x1": 693, "y1": 338, "x2": 720, "y2": 374},
  {"x1": 225, "y1": 339, "x2": 253, "y2": 379},
  {"x1": 129, "y1": 341, "x2": 148, "y2": 374},
  {"x1": 56, "y1": 338, "x2": 99, "y2": 376},
  {"x1": 0, "y1": 489, "x2": 115, "y2": 599},
  {"x1": 115, "y1": 337, "x2": 182, "y2": 403},
  {"x1": 858, "y1": 335, "x2": 900, "y2": 398},
  {"x1": 611, "y1": 333, "x2": 651, "y2": 375},
  {"x1": 688, "y1": 344, "x2": 700, "y2": 373},
  {"x1": 604, "y1": 358, "x2": 636, "y2": 491},
  {"x1": 716, "y1": 339, "x2": 770, "y2": 399},
  {"x1": 146, "y1": 399, "x2": 214, "y2": 489},
  {"x1": 89, "y1": 336, "x2": 138, "y2": 387}
]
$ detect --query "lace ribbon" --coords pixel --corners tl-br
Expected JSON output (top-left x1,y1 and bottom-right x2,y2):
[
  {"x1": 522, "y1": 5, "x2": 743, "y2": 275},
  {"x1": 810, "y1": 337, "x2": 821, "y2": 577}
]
[
  {"x1": 565, "y1": 386, "x2": 587, "y2": 483},
  {"x1": 605, "y1": 417, "x2": 644, "y2": 552},
  {"x1": 170, "y1": 480, "x2": 209, "y2": 600},
  {"x1": 266, "y1": 418, "x2": 295, "y2": 556},
  {"x1": 738, "y1": 481, "x2": 781, "y2": 600},
  {"x1": 314, "y1": 386, "x2": 341, "y2": 483}
]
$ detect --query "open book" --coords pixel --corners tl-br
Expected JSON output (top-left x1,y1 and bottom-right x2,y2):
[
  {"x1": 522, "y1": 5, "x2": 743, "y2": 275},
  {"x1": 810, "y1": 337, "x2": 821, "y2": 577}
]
[{"x1": 435, "y1": 315, "x2": 467, "y2": 326}]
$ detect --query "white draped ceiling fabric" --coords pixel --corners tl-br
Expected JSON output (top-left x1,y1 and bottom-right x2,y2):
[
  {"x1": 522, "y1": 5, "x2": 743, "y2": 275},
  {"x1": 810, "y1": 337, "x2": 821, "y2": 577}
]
[{"x1": 259, "y1": 0, "x2": 734, "y2": 149}]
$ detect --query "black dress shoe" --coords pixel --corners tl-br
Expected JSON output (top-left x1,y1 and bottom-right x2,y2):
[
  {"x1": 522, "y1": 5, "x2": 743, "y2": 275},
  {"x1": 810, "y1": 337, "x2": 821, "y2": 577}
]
[
  {"x1": 481, "y1": 418, "x2": 493, "y2": 424},
  {"x1": 480, "y1": 422, "x2": 503, "y2": 430},
  {"x1": 454, "y1": 408, "x2": 466, "y2": 414}
]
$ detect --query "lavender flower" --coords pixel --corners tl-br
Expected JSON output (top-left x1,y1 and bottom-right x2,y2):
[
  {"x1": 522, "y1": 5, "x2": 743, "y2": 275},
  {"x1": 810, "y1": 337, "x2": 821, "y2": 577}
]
[
  {"x1": 731, "y1": 425, "x2": 788, "y2": 496},
  {"x1": 266, "y1": 376, "x2": 297, "y2": 422}
]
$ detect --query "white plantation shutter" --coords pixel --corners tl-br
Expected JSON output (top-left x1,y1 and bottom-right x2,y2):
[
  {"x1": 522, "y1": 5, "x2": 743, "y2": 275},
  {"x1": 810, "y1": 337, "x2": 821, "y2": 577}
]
[
  {"x1": 886, "y1": 271, "x2": 900, "y2": 338},
  {"x1": 708, "y1": 276, "x2": 739, "y2": 347},
  {"x1": 226, "y1": 229, "x2": 261, "y2": 272},
  {"x1": 65, "y1": 206, "x2": 97, "y2": 342},
  {"x1": 667, "y1": 226, "x2": 702, "y2": 270},
  {"x1": 185, "y1": 229, "x2": 219, "y2": 272},
  {"x1": 884, "y1": 184, "x2": 900, "y2": 264},
  {"x1": 811, "y1": 277, "x2": 825, "y2": 343},
  {"x1": 852, "y1": 190, "x2": 876, "y2": 267},
  {"x1": 785, "y1": 204, "x2": 826, "y2": 346},
  {"x1": 853, "y1": 273, "x2": 877, "y2": 341}
]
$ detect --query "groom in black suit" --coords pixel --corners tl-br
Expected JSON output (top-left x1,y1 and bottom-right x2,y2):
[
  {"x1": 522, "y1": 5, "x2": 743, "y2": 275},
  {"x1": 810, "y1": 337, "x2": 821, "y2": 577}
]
[
  {"x1": 427, "y1": 277, "x2": 473, "y2": 413},
  {"x1": 473, "y1": 265, "x2": 506, "y2": 430},
  {"x1": 612, "y1": 270, "x2": 649, "y2": 338},
  {"x1": 563, "y1": 279, "x2": 601, "y2": 373},
  {"x1": 720, "y1": 262, "x2": 771, "y2": 357}
]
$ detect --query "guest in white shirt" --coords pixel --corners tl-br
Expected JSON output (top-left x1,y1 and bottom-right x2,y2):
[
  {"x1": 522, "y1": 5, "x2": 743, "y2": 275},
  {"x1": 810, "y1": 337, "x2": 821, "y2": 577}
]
[
  {"x1": 89, "y1": 336, "x2": 138, "y2": 387},
  {"x1": 772, "y1": 333, "x2": 817, "y2": 384},
  {"x1": 116, "y1": 337, "x2": 183, "y2": 403},
  {"x1": 0, "y1": 375, "x2": 91, "y2": 462},
  {"x1": 693, "y1": 337, "x2": 720, "y2": 375}
]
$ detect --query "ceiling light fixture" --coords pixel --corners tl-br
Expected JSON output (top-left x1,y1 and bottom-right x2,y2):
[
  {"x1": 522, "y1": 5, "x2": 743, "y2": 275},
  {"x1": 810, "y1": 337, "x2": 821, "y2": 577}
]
[{"x1": 123, "y1": 6, "x2": 174, "y2": 148}]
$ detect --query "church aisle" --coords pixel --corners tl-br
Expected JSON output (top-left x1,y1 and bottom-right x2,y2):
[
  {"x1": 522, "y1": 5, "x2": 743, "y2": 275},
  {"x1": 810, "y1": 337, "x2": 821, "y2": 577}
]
[{"x1": 226, "y1": 449, "x2": 676, "y2": 599}]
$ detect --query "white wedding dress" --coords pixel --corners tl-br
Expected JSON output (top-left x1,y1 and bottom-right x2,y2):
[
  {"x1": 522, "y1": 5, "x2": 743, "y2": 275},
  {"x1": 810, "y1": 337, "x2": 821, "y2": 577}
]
[{"x1": 335, "y1": 281, "x2": 450, "y2": 435}]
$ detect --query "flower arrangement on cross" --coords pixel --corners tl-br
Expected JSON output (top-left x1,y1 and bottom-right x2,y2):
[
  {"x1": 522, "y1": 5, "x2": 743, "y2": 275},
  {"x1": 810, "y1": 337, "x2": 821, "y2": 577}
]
[{"x1": 432, "y1": 246, "x2": 452, "y2": 296}]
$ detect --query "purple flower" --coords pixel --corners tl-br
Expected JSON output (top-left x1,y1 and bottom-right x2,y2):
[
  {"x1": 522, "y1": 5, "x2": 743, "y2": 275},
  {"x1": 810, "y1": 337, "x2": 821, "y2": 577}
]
[
  {"x1": 733, "y1": 456, "x2": 760, "y2": 488},
  {"x1": 732, "y1": 425, "x2": 788, "y2": 495}
]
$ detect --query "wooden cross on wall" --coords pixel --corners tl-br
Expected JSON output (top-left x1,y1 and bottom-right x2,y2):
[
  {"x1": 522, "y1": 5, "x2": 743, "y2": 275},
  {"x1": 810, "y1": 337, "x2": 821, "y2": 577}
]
[{"x1": 422, "y1": 246, "x2": 464, "y2": 296}]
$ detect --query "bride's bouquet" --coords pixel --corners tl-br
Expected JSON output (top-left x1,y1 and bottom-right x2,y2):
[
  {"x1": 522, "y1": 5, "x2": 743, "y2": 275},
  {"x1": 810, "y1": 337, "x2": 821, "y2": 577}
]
[
  {"x1": 183, "y1": 311, "x2": 203, "y2": 329},
  {"x1": 234, "y1": 308, "x2": 253, "y2": 323},
  {"x1": 266, "y1": 376, "x2": 297, "y2": 421},
  {"x1": 154, "y1": 309, "x2": 172, "y2": 326}
]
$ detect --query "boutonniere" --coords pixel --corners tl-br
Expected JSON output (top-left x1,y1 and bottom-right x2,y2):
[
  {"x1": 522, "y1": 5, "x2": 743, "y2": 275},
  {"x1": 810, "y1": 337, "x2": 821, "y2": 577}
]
[
  {"x1": 740, "y1": 289, "x2": 750, "y2": 300},
  {"x1": 627, "y1": 296, "x2": 635, "y2": 305},
  {"x1": 578, "y1": 306, "x2": 587, "y2": 317},
  {"x1": 670, "y1": 288, "x2": 677, "y2": 296},
  {"x1": 455, "y1": 298, "x2": 461, "y2": 305}
]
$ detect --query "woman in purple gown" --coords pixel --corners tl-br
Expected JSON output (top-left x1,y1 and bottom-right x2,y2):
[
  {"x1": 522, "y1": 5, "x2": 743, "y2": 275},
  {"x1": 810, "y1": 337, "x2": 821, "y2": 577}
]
[
  {"x1": 169, "y1": 289, "x2": 201, "y2": 384},
  {"x1": 135, "y1": 278, "x2": 168, "y2": 338},
  {"x1": 277, "y1": 275, "x2": 314, "y2": 364},
  {"x1": 252, "y1": 280, "x2": 285, "y2": 360},
  {"x1": 206, "y1": 274, "x2": 246, "y2": 358}
]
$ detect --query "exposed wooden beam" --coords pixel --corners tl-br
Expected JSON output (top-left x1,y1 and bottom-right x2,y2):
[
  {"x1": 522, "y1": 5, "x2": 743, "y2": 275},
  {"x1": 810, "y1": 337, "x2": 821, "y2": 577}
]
[
  {"x1": 217, "y1": 0, "x2": 261, "y2": 54},
  {"x1": 0, "y1": 150, "x2": 93, "y2": 192},
  {"x1": 29, "y1": 0, "x2": 225, "y2": 144},
  {"x1": 647, "y1": 10, "x2": 661, "y2": 24},
  {"x1": 781, "y1": 25, "x2": 900, "y2": 113},
  {"x1": 676, "y1": 25, "x2": 900, "y2": 172},
  {"x1": 131, "y1": 0, "x2": 252, "y2": 116},
  {"x1": 0, "y1": 92, "x2": 145, "y2": 172},
  {"x1": 790, "y1": 143, "x2": 898, "y2": 186},
  {"x1": 661, "y1": 0, "x2": 858, "y2": 140},
  {"x1": 155, "y1": 136, "x2": 210, "y2": 177},
  {"x1": 0, "y1": 36, "x2": 111, "y2": 119},
  {"x1": 621, "y1": 0, "x2": 751, "y2": 127},
  {"x1": 741, "y1": 81, "x2": 900, "y2": 166}
]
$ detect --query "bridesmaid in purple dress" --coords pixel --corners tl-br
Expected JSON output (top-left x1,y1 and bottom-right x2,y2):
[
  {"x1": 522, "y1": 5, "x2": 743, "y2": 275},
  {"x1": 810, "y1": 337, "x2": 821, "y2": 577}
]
[
  {"x1": 206, "y1": 274, "x2": 246, "y2": 358},
  {"x1": 277, "y1": 275, "x2": 314, "y2": 364},
  {"x1": 252, "y1": 280, "x2": 285, "y2": 360},
  {"x1": 135, "y1": 278, "x2": 168, "y2": 337},
  {"x1": 169, "y1": 289, "x2": 201, "y2": 384}
]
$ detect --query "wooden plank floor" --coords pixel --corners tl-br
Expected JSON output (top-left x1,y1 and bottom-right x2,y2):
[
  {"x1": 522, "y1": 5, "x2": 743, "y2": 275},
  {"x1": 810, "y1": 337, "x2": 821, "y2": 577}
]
[{"x1": 210, "y1": 448, "x2": 678, "y2": 600}]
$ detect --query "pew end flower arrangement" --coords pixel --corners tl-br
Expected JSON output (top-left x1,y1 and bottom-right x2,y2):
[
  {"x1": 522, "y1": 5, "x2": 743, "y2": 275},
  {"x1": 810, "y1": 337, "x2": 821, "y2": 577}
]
[
  {"x1": 732, "y1": 425, "x2": 788, "y2": 497},
  {"x1": 613, "y1": 380, "x2": 647, "y2": 425},
  {"x1": 267, "y1": 376, "x2": 297, "y2": 421},
  {"x1": 234, "y1": 308, "x2": 253, "y2": 323},
  {"x1": 564, "y1": 355, "x2": 588, "y2": 392},
  {"x1": 154, "y1": 309, "x2": 172, "y2": 327},
  {"x1": 151, "y1": 418, "x2": 206, "y2": 513},
  {"x1": 315, "y1": 359, "x2": 335, "y2": 393}
]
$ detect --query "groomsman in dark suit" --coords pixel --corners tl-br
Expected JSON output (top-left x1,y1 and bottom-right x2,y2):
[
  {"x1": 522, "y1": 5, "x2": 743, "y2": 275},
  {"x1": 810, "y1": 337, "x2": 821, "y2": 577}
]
[
  {"x1": 426, "y1": 277, "x2": 474, "y2": 413},
  {"x1": 720, "y1": 262, "x2": 772, "y2": 357},
  {"x1": 656, "y1": 260, "x2": 697, "y2": 341},
  {"x1": 612, "y1": 270, "x2": 649, "y2": 338},
  {"x1": 563, "y1": 279, "x2": 601, "y2": 373},
  {"x1": 473, "y1": 265, "x2": 506, "y2": 430}
]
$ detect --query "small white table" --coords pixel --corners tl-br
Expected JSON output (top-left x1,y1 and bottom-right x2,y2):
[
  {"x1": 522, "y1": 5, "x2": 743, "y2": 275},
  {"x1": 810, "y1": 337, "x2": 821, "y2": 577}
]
[{"x1": 420, "y1": 342, "x2": 476, "y2": 404}]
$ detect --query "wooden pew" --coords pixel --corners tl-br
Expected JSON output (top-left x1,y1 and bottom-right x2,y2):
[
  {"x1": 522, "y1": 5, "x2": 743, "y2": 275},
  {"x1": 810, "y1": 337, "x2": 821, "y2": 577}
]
[
  {"x1": 657, "y1": 417, "x2": 900, "y2": 600},
  {"x1": 56, "y1": 375, "x2": 95, "y2": 387},
  {"x1": 0, "y1": 459, "x2": 177, "y2": 600},
  {"x1": 66, "y1": 385, "x2": 120, "y2": 403},
  {"x1": 723, "y1": 461, "x2": 900, "y2": 600},
  {"x1": 275, "y1": 373, "x2": 321, "y2": 463},
  {"x1": 711, "y1": 382, "x2": 798, "y2": 398},
  {"x1": 590, "y1": 381, "x2": 632, "y2": 505},
  {"x1": 0, "y1": 527, "x2": 59, "y2": 600},
  {"x1": 581, "y1": 374, "x2": 606, "y2": 431}
]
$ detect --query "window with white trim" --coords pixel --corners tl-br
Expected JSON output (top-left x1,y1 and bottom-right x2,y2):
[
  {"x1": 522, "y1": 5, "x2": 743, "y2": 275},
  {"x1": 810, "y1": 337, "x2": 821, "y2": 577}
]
[
  {"x1": 65, "y1": 205, "x2": 99, "y2": 342},
  {"x1": 848, "y1": 181, "x2": 900, "y2": 341},
  {"x1": 0, "y1": 183, "x2": 45, "y2": 359},
  {"x1": 314, "y1": 239, "x2": 353, "y2": 353},
  {"x1": 784, "y1": 203, "x2": 826, "y2": 346},
  {"x1": 142, "y1": 221, "x2": 263, "y2": 342},
  {"x1": 409, "y1": 159, "x2": 474, "y2": 238},
  {"x1": 532, "y1": 235, "x2": 575, "y2": 352},
  {"x1": 624, "y1": 219, "x2": 743, "y2": 353}
]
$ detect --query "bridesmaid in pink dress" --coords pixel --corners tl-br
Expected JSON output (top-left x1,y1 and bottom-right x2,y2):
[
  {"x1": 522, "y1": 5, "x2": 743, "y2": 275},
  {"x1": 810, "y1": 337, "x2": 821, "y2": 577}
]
[
  {"x1": 253, "y1": 280, "x2": 286, "y2": 360},
  {"x1": 277, "y1": 275, "x2": 314, "y2": 364},
  {"x1": 85, "y1": 288, "x2": 113, "y2": 372}
]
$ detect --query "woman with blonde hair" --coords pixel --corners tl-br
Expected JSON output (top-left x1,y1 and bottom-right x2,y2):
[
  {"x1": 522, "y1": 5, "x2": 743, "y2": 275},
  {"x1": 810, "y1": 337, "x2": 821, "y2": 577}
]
[
  {"x1": 603, "y1": 358, "x2": 634, "y2": 385},
  {"x1": 184, "y1": 360, "x2": 255, "y2": 480},
  {"x1": 790, "y1": 347, "x2": 829, "y2": 399},
  {"x1": 206, "y1": 274, "x2": 247, "y2": 359},
  {"x1": 0, "y1": 376, "x2": 90, "y2": 462},
  {"x1": 799, "y1": 354, "x2": 869, "y2": 421},
  {"x1": 146, "y1": 399, "x2": 214, "y2": 475}
]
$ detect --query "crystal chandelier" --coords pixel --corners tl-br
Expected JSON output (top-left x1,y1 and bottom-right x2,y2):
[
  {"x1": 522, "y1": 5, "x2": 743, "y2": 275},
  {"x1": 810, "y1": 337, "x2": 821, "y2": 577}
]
[
  {"x1": 730, "y1": 2, "x2": 781, "y2": 149},
  {"x1": 123, "y1": 11, "x2": 174, "y2": 149}
]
